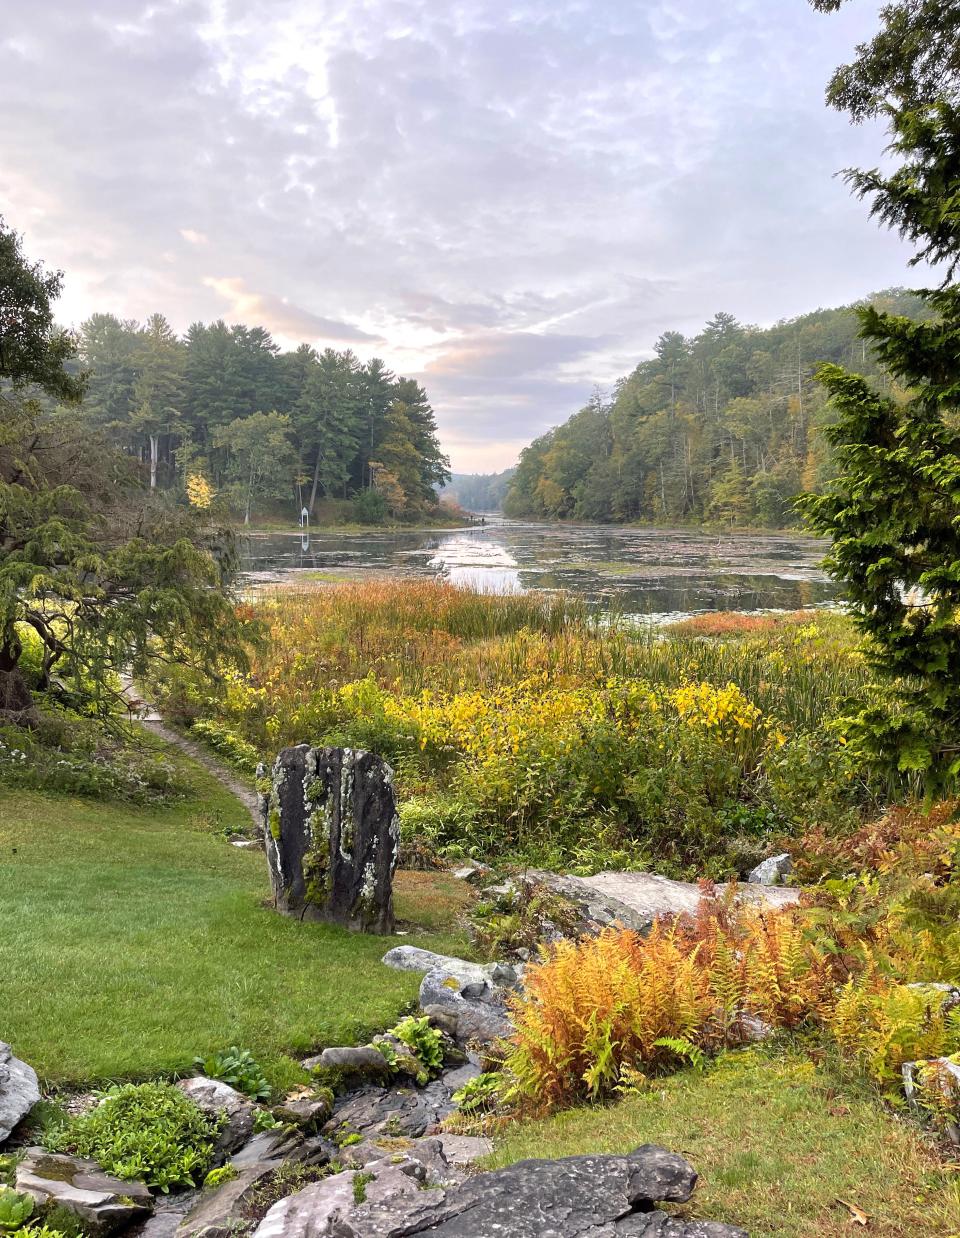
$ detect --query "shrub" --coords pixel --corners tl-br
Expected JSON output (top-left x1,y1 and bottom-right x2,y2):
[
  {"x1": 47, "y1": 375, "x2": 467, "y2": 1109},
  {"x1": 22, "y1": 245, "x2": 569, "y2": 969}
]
[
  {"x1": 193, "y1": 1047, "x2": 272, "y2": 1101},
  {"x1": 47, "y1": 1082, "x2": 224, "y2": 1192}
]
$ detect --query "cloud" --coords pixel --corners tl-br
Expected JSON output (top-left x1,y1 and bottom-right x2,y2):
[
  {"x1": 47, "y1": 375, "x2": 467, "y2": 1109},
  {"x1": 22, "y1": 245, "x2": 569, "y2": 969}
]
[
  {"x1": 0, "y1": 0, "x2": 921, "y2": 470},
  {"x1": 203, "y1": 276, "x2": 381, "y2": 343}
]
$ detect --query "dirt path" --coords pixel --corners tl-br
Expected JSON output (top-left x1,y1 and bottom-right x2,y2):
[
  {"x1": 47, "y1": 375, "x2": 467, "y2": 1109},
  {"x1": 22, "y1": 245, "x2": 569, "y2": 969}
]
[{"x1": 120, "y1": 679, "x2": 260, "y2": 828}]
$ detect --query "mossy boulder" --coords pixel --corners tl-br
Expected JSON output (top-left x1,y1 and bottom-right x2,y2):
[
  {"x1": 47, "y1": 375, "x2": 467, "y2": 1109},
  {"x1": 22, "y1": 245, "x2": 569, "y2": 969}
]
[{"x1": 262, "y1": 746, "x2": 399, "y2": 934}]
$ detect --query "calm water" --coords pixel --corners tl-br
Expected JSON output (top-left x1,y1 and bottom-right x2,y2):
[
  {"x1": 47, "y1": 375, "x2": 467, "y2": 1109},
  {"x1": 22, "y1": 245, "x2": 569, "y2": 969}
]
[{"x1": 239, "y1": 517, "x2": 839, "y2": 619}]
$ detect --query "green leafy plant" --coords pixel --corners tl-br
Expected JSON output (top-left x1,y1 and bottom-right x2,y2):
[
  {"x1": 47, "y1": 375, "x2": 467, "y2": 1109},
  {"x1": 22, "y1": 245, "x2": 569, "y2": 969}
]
[
  {"x1": 46, "y1": 1082, "x2": 224, "y2": 1192},
  {"x1": 452, "y1": 1072, "x2": 502, "y2": 1114},
  {"x1": 652, "y1": 1036, "x2": 706, "y2": 1073},
  {"x1": 0, "y1": 1189, "x2": 33, "y2": 1231},
  {"x1": 252, "y1": 1109, "x2": 280, "y2": 1134},
  {"x1": 193, "y1": 1047, "x2": 271, "y2": 1101},
  {"x1": 387, "y1": 1017, "x2": 444, "y2": 1079},
  {"x1": 352, "y1": 1171, "x2": 375, "y2": 1204},
  {"x1": 202, "y1": 1165, "x2": 238, "y2": 1190}
]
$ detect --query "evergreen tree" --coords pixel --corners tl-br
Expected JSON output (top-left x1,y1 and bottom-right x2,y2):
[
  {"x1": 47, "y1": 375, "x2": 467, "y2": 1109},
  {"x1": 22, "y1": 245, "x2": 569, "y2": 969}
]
[{"x1": 800, "y1": 11, "x2": 960, "y2": 788}]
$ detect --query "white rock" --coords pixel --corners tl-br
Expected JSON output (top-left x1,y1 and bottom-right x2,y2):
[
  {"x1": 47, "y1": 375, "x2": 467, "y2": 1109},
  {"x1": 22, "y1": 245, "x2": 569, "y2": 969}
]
[{"x1": 746, "y1": 854, "x2": 793, "y2": 886}]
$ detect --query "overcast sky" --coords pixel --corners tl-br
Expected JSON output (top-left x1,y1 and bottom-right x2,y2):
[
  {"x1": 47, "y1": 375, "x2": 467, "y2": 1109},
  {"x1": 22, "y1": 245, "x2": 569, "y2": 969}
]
[{"x1": 2, "y1": 0, "x2": 917, "y2": 471}]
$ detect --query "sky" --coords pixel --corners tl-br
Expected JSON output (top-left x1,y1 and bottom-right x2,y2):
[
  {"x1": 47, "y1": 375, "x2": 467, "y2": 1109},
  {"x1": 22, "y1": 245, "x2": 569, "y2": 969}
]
[{"x1": 1, "y1": 0, "x2": 919, "y2": 472}]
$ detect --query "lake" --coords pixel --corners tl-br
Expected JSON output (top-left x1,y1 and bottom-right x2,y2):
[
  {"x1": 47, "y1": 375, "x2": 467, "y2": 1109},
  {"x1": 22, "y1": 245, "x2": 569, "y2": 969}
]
[{"x1": 239, "y1": 517, "x2": 839, "y2": 620}]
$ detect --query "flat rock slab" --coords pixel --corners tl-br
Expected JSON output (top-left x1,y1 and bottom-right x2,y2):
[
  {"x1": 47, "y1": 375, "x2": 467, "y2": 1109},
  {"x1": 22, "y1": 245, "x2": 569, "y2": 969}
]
[
  {"x1": 16, "y1": 1147, "x2": 153, "y2": 1234},
  {"x1": 252, "y1": 1144, "x2": 748, "y2": 1237},
  {"x1": 582, "y1": 871, "x2": 799, "y2": 928},
  {"x1": 0, "y1": 1041, "x2": 39, "y2": 1143}
]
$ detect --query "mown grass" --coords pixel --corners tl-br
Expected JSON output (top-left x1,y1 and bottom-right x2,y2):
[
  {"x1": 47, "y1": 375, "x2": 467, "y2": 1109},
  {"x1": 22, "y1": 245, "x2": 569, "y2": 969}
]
[
  {"x1": 0, "y1": 754, "x2": 470, "y2": 1087},
  {"x1": 488, "y1": 1049, "x2": 960, "y2": 1237}
]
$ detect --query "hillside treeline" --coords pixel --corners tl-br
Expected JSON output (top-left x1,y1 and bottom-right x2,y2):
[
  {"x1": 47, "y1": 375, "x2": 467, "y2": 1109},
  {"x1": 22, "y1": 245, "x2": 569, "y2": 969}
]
[
  {"x1": 76, "y1": 314, "x2": 450, "y2": 523},
  {"x1": 503, "y1": 291, "x2": 925, "y2": 527},
  {"x1": 442, "y1": 468, "x2": 515, "y2": 512}
]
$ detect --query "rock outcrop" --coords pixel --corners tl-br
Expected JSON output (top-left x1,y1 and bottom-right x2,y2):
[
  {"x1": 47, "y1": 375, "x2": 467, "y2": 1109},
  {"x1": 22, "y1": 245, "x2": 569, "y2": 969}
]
[
  {"x1": 176, "y1": 1077, "x2": 255, "y2": 1158},
  {"x1": 261, "y1": 746, "x2": 399, "y2": 934},
  {"x1": 381, "y1": 946, "x2": 519, "y2": 1047},
  {"x1": 16, "y1": 1147, "x2": 153, "y2": 1235},
  {"x1": 0, "y1": 1042, "x2": 39, "y2": 1144},
  {"x1": 252, "y1": 1144, "x2": 748, "y2": 1237}
]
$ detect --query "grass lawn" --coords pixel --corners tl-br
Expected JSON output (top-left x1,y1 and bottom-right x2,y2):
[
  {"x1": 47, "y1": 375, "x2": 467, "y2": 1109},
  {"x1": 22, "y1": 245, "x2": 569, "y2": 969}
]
[
  {"x1": 487, "y1": 1049, "x2": 960, "y2": 1237},
  {"x1": 0, "y1": 757, "x2": 472, "y2": 1088}
]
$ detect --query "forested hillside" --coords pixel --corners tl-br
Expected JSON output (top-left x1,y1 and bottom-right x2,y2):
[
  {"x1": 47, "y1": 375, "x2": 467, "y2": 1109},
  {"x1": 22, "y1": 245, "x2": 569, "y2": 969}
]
[
  {"x1": 74, "y1": 314, "x2": 450, "y2": 524},
  {"x1": 441, "y1": 468, "x2": 515, "y2": 512},
  {"x1": 504, "y1": 291, "x2": 926, "y2": 527}
]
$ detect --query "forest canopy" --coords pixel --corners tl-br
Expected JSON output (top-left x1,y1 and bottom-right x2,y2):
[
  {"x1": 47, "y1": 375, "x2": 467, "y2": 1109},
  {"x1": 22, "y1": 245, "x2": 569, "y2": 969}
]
[
  {"x1": 502, "y1": 289, "x2": 927, "y2": 527},
  {"x1": 74, "y1": 311, "x2": 450, "y2": 524}
]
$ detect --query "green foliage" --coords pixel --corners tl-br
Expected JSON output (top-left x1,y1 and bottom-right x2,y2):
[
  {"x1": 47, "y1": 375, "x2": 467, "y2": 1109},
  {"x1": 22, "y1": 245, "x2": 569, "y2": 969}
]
[
  {"x1": 502, "y1": 292, "x2": 928, "y2": 528},
  {"x1": 193, "y1": 1047, "x2": 272, "y2": 1101},
  {"x1": 79, "y1": 317, "x2": 450, "y2": 522},
  {"x1": 0, "y1": 714, "x2": 189, "y2": 804},
  {"x1": 470, "y1": 880, "x2": 581, "y2": 958},
  {"x1": 810, "y1": 0, "x2": 960, "y2": 122},
  {"x1": 46, "y1": 1082, "x2": 224, "y2": 1192},
  {"x1": 389, "y1": 1017, "x2": 444, "y2": 1073},
  {"x1": 202, "y1": 1165, "x2": 238, "y2": 1190},
  {"x1": 352, "y1": 1172, "x2": 374, "y2": 1204},
  {"x1": 252, "y1": 1109, "x2": 281, "y2": 1134},
  {"x1": 0, "y1": 1189, "x2": 33, "y2": 1231},
  {"x1": 0, "y1": 218, "x2": 83, "y2": 402},
  {"x1": 452, "y1": 1072, "x2": 502, "y2": 1114},
  {"x1": 8, "y1": 1228, "x2": 68, "y2": 1238},
  {"x1": 189, "y1": 721, "x2": 262, "y2": 776},
  {"x1": 652, "y1": 1036, "x2": 706, "y2": 1074}
]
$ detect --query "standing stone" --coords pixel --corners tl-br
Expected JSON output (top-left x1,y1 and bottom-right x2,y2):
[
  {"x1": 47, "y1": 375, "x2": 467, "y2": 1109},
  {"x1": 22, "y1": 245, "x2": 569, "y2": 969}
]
[{"x1": 262, "y1": 745, "x2": 399, "y2": 934}]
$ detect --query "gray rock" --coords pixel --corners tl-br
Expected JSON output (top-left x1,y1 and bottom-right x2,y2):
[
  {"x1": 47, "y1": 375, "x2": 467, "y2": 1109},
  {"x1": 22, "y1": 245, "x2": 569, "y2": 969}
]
[
  {"x1": 175, "y1": 1164, "x2": 274, "y2": 1238},
  {"x1": 262, "y1": 745, "x2": 399, "y2": 934},
  {"x1": 271, "y1": 1098, "x2": 332, "y2": 1131},
  {"x1": 253, "y1": 1171, "x2": 359, "y2": 1238},
  {"x1": 249, "y1": 1144, "x2": 747, "y2": 1237},
  {"x1": 421, "y1": 1006, "x2": 459, "y2": 1038},
  {"x1": 451, "y1": 863, "x2": 491, "y2": 883},
  {"x1": 0, "y1": 1041, "x2": 39, "y2": 1143},
  {"x1": 176, "y1": 1077, "x2": 255, "y2": 1156},
  {"x1": 419, "y1": 965, "x2": 514, "y2": 1047},
  {"x1": 229, "y1": 1129, "x2": 329, "y2": 1171},
  {"x1": 16, "y1": 1147, "x2": 153, "y2": 1235},
  {"x1": 304, "y1": 1046, "x2": 392, "y2": 1082},
  {"x1": 380, "y1": 946, "x2": 472, "y2": 975},
  {"x1": 746, "y1": 854, "x2": 793, "y2": 886},
  {"x1": 436, "y1": 1134, "x2": 493, "y2": 1165},
  {"x1": 326, "y1": 1077, "x2": 458, "y2": 1140},
  {"x1": 580, "y1": 869, "x2": 799, "y2": 928}
]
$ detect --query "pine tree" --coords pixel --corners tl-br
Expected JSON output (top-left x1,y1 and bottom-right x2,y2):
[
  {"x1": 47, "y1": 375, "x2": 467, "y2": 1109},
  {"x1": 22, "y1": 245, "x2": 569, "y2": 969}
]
[{"x1": 799, "y1": 54, "x2": 960, "y2": 787}]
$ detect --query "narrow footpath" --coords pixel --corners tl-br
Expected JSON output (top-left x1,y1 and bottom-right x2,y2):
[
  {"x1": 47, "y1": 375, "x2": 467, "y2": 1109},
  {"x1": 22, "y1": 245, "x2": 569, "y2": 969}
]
[{"x1": 120, "y1": 679, "x2": 260, "y2": 828}]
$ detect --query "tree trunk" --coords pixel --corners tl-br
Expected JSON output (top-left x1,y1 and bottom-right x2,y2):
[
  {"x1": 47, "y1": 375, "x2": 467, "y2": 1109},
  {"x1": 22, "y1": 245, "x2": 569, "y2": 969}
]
[
  {"x1": 149, "y1": 434, "x2": 159, "y2": 490},
  {"x1": 0, "y1": 634, "x2": 38, "y2": 727}
]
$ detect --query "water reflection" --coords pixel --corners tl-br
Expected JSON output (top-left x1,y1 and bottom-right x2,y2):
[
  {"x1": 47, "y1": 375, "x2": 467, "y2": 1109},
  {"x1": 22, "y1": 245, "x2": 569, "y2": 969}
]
[
  {"x1": 427, "y1": 533, "x2": 521, "y2": 592},
  {"x1": 239, "y1": 516, "x2": 840, "y2": 617}
]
